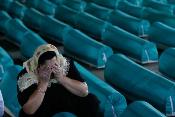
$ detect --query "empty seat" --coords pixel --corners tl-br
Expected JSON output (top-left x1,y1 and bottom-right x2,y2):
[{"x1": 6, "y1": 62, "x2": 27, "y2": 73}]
[
  {"x1": 159, "y1": 48, "x2": 175, "y2": 79},
  {"x1": 104, "y1": 54, "x2": 175, "y2": 116},
  {"x1": 121, "y1": 101, "x2": 166, "y2": 117}
]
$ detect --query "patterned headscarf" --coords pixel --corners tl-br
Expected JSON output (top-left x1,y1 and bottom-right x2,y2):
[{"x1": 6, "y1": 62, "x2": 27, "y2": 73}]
[{"x1": 18, "y1": 44, "x2": 69, "y2": 92}]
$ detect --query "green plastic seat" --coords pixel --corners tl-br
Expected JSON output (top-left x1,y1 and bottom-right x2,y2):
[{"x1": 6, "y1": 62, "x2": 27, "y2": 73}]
[
  {"x1": 121, "y1": 101, "x2": 166, "y2": 117},
  {"x1": 63, "y1": 29, "x2": 113, "y2": 68},
  {"x1": 159, "y1": 48, "x2": 175, "y2": 79},
  {"x1": 104, "y1": 54, "x2": 175, "y2": 116},
  {"x1": 17, "y1": 0, "x2": 56, "y2": 15},
  {"x1": 148, "y1": 22, "x2": 175, "y2": 48},
  {"x1": 102, "y1": 25, "x2": 158, "y2": 64}
]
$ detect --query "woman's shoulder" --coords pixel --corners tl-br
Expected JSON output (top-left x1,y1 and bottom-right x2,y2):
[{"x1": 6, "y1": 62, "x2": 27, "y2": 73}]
[{"x1": 17, "y1": 68, "x2": 27, "y2": 79}]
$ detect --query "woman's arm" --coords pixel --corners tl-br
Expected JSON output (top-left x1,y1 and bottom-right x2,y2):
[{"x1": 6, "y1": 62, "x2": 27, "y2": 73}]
[
  {"x1": 22, "y1": 82, "x2": 48, "y2": 115},
  {"x1": 59, "y1": 77, "x2": 88, "y2": 97}
]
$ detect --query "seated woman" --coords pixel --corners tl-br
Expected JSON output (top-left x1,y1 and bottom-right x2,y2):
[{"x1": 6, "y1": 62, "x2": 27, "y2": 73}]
[{"x1": 17, "y1": 44, "x2": 102, "y2": 117}]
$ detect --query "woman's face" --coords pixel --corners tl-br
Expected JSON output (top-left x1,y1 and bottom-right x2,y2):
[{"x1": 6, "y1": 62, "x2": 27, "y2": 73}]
[{"x1": 37, "y1": 57, "x2": 59, "y2": 77}]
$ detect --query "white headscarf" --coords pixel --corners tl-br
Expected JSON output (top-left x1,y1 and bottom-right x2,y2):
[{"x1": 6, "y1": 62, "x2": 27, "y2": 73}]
[{"x1": 18, "y1": 44, "x2": 69, "y2": 92}]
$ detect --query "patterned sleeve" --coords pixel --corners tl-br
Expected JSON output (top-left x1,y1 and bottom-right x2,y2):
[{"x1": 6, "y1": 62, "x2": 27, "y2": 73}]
[{"x1": 17, "y1": 69, "x2": 37, "y2": 106}]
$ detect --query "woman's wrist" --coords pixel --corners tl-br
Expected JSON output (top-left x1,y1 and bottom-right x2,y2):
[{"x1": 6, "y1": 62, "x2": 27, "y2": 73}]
[{"x1": 37, "y1": 82, "x2": 48, "y2": 92}]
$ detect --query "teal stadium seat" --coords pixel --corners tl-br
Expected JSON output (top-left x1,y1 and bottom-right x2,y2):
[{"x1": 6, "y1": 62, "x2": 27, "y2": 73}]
[
  {"x1": 120, "y1": 101, "x2": 166, "y2": 117},
  {"x1": 159, "y1": 48, "x2": 175, "y2": 79},
  {"x1": 104, "y1": 54, "x2": 175, "y2": 116}
]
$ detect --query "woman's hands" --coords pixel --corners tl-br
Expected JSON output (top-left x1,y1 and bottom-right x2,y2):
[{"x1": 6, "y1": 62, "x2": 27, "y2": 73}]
[
  {"x1": 36, "y1": 59, "x2": 64, "y2": 84},
  {"x1": 35, "y1": 65, "x2": 52, "y2": 84}
]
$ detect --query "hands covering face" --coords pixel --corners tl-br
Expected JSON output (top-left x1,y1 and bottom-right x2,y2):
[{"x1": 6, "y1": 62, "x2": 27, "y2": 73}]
[{"x1": 36, "y1": 58, "x2": 65, "y2": 83}]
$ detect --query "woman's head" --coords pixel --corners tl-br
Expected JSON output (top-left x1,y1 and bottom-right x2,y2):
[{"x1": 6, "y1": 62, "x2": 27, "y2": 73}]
[
  {"x1": 23, "y1": 44, "x2": 69, "y2": 76},
  {"x1": 38, "y1": 51, "x2": 57, "y2": 67}
]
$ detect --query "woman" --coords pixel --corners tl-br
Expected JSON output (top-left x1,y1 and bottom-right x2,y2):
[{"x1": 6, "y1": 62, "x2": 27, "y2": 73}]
[{"x1": 17, "y1": 44, "x2": 102, "y2": 117}]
